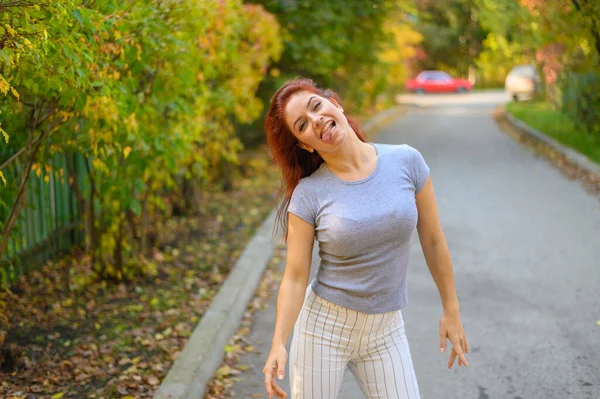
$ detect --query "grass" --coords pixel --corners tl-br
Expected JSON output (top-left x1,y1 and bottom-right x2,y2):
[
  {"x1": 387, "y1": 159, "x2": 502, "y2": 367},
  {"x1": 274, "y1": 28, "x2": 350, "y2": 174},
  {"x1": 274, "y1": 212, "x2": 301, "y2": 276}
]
[{"x1": 506, "y1": 100, "x2": 600, "y2": 164}]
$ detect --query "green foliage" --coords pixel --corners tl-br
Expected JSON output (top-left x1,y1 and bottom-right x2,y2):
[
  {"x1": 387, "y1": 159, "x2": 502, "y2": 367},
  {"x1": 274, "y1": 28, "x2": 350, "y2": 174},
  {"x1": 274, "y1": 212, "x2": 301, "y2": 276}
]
[
  {"x1": 247, "y1": 0, "x2": 409, "y2": 113},
  {"x1": 475, "y1": 33, "x2": 534, "y2": 87},
  {"x1": 0, "y1": 0, "x2": 282, "y2": 281},
  {"x1": 560, "y1": 72, "x2": 600, "y2": 137},
  {"x1": 412, "y1": 0, "x2": 489, "y2": 78}
]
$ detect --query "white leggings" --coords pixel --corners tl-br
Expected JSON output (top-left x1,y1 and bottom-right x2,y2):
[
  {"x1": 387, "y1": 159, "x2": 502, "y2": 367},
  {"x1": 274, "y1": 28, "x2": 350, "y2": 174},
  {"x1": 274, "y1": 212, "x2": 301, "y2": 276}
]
[{"x1": 289, "y1": 286, "x2": 420, "y2": 399}]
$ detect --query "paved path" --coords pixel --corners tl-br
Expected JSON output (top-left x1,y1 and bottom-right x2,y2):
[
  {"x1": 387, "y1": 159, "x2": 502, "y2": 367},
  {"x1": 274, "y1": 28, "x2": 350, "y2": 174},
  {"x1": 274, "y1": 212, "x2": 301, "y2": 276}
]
[{"x1": 229, "y1": 92, "x2": 600, "y2": 398}]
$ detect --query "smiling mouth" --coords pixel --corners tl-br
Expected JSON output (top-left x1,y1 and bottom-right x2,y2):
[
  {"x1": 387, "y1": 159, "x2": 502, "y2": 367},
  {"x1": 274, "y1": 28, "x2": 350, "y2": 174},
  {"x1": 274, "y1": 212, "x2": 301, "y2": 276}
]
[{"x1": 321, "y1": 120, "x2": 336, "y2": 141}]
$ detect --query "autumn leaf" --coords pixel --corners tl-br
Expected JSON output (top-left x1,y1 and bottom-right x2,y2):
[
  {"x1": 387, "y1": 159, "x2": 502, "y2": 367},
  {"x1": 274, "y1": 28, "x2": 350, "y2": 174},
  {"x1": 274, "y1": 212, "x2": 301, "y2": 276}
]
[
  {"x1": 147, "y1": 375, "x2": 160, "y2": 385},
  {"x1": 0, "y1": 76, "x2": 9, "y2": 95},
  {"x1": 10, "y1": 87, "x2": 19, "y2": 100},
  {"x1": 0, "y1": 126, "x2": 8, "y2": 144},
  {"x1": 215, "y1": 365, "x2": 232, "y2": 379}
]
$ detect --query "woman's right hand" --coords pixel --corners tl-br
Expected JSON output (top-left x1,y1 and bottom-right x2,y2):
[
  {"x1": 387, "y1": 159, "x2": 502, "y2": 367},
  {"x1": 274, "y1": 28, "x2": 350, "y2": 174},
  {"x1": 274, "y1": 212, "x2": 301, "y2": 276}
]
[{"x1": 263, "y1": 344, "x2": 288, "y2": 399}]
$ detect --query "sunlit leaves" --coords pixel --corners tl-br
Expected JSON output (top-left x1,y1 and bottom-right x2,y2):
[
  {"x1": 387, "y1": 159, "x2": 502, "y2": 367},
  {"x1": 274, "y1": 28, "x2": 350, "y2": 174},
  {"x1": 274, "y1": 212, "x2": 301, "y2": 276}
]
[{"x1": 0, "y1": 0, "x2": 282, "y2": 281}]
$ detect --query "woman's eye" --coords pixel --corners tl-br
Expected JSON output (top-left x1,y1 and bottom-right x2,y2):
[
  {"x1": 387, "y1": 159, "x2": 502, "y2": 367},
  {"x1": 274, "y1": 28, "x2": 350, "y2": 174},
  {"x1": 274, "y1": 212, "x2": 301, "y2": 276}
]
[
  {"x1": 300, "y1": 121, "x2": 306, "y2": 131},
  {"x1": 314, "y1": 102, "x2": 321, "y2": 110}
]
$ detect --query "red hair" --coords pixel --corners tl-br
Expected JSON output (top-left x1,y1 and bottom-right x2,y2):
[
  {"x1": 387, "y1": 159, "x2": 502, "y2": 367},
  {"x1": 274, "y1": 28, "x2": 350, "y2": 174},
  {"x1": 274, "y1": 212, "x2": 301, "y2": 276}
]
[{"x1": 264, "y1": 77, "x2": 367, "y2": 241}]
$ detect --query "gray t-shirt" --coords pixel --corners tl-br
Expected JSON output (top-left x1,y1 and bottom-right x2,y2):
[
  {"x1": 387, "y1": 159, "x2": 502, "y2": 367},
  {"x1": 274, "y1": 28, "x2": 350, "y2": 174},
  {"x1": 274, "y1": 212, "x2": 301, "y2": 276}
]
[{"x1": 288, "y1": 143, "x2": 430, "y2": 314}]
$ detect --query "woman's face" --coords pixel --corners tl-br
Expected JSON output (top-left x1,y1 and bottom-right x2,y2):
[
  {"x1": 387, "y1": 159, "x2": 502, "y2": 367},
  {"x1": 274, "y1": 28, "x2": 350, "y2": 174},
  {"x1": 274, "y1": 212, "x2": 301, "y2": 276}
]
[{"x1": 284, "y1": 91, "x2": 347, "y2": 153}]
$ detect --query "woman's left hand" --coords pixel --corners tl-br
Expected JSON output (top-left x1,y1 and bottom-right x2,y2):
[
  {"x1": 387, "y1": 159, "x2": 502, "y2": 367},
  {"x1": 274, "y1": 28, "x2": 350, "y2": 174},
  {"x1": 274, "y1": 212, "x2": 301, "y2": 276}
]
[{"x1": 439, "y1": 310, "x2": 469, "y2": 368}]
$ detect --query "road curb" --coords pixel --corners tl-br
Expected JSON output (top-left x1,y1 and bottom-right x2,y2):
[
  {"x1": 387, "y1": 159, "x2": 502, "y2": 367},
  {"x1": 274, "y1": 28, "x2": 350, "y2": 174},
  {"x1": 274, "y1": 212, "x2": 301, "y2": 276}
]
[
  {"x1": 153, "y1": 211, "x2": 280, "y2": 399},
  {"x1": 152, "y1": 105, "x2": 408, "y2": 399},
  {"x1": 504, "y1": 112, "x2": 600, "y2": 178}
]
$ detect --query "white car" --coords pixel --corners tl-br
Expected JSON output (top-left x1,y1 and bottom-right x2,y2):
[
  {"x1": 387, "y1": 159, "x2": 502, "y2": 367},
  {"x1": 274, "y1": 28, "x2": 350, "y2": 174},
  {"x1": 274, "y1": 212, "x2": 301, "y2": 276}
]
[{"x1": 505, "y1": 64, "x2": 540, "y2": 101}]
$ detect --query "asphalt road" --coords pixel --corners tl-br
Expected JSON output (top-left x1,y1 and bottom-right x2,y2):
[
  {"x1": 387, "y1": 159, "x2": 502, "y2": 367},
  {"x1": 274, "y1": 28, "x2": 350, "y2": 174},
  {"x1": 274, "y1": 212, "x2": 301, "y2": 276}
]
[{"x1": 229, "y1": 91, "x2": 600, "y2": 399}]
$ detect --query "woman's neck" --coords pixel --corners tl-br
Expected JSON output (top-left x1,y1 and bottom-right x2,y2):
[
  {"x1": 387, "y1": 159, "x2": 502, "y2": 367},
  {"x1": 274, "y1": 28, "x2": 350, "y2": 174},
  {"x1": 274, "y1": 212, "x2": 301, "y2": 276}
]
[{"x1": 320, "y1": 132, "x2": 375, "y2": 176}]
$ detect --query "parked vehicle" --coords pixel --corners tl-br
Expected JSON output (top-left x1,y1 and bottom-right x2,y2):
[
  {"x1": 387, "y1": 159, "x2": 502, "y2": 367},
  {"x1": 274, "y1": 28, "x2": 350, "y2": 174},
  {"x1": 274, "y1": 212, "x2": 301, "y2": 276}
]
[
  {"x1": 405, "y1": 71, "x2": 472, "y2": 94},
  {"x1": 505, "y1": 64, "x2": 540, "y2": 101}
]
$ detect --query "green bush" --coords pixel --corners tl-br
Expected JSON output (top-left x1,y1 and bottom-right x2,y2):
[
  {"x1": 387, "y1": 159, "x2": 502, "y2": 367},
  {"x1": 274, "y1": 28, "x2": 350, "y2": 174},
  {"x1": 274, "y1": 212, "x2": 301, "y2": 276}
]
[
  {"x1": 0, "y1": 0, "x2": 282, "y2": 280},
  {"x1": 560, "y1": 72, "x2": 600, "y2": 137}
]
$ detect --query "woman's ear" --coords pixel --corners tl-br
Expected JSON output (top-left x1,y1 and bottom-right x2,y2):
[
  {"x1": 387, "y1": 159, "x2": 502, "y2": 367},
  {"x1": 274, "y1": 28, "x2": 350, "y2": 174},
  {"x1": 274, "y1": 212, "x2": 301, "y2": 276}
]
[{"x1": 329, "y1": 98, "x2": 344, "y2": 113}]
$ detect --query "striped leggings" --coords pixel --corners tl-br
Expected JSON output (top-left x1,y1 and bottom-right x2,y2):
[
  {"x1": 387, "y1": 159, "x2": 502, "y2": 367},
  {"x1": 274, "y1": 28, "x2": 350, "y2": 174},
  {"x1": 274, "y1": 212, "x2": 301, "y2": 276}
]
[{"x1": 289, "y1": 285, "x2": 420, "y2": 399}]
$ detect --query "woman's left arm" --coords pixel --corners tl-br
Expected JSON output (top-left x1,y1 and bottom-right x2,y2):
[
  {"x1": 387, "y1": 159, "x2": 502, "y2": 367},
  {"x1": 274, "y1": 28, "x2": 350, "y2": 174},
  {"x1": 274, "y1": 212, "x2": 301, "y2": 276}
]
[{"x1": 416, "y1": 175, "x2": 469, "y2": 369}]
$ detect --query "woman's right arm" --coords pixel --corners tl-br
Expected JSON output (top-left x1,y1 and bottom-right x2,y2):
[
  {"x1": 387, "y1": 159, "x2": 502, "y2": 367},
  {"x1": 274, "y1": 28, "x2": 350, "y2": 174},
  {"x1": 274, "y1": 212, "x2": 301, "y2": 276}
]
[{"x1": 263, "y1": 213, "x2": 314, "y2": 399}]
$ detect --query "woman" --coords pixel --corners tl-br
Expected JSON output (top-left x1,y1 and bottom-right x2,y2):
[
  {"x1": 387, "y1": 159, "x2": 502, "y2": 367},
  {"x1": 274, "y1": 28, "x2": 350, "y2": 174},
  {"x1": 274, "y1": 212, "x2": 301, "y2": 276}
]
[{"x1": 262, "y1": 78, "x2": 468, "y2": 399}]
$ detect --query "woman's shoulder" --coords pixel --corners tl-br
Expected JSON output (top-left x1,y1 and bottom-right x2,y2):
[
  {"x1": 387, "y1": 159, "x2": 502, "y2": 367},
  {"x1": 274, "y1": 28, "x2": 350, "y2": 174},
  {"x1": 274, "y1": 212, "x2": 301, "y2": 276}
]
[
  {"x1": 373, "y1": 142, "x2": 419, "y2": 162},
  {"x1": 373, "y1": 141, "x2": 418, "y2": 151}
]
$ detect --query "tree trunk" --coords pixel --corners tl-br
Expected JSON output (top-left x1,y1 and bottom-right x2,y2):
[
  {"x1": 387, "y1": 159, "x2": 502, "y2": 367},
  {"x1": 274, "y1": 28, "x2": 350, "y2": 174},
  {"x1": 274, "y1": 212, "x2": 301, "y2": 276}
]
[
  {"x1": 0, "y1": 107, "x2": 50, "y2": 259},
  {"x1": 125, "y1": 208, "x2": 137, "y2": 253},
  {"x1": 140, "y1": 187, "x2": 150, "y2": 253},
  {"x1": 114, "y1": 217, "x2": 124, "y2": 280}
]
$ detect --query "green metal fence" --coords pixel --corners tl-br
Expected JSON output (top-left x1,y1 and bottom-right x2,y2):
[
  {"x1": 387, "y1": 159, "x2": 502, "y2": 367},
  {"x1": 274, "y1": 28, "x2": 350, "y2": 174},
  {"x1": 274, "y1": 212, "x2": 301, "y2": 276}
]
[{"x1": 1, "y1": 152, "x2": 88, "y2": 285}]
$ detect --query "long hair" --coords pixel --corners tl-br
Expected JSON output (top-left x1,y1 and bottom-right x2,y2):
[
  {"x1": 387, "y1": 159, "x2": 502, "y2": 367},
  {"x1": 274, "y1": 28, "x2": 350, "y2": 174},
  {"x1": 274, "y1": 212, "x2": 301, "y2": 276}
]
[{"x1": 264, "y1": 77, "x2": 367, "y2": 241}]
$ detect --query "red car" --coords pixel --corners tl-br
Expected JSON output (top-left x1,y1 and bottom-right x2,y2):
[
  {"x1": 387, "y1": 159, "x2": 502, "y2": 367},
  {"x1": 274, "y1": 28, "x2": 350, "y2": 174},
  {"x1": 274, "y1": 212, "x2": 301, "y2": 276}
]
[{"x1": 405, "y1": 71, "x2": 472, "y2": 94}]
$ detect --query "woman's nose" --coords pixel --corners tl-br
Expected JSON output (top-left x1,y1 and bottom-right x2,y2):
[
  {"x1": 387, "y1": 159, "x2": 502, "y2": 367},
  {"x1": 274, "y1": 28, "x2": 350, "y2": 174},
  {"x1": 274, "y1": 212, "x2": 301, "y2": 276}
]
[{"x1": 313, "y1": 116, "x2": 323, "y2": 129}]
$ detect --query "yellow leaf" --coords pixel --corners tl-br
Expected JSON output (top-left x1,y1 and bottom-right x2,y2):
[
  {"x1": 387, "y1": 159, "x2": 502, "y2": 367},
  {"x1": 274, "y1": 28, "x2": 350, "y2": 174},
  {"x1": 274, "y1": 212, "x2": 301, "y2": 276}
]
[
  {"x1": 10, "y1": 87, "x2": 19, "y2": 100},
  {"x1": 0, "y1": 76, "x2": 9, "y2": 95},
  {"x1": 216, "y1": 365, "x2": 232, "y2": 379},
  {"x1": 5, "y1": 24, "x2": 16, "y2": 36},
  {"x1": 122, "y1": 396, "x2": 136, "y2": 399},
  {"x1": 52, "y1": 393, "x2": 65, "y2": 399},
  {"x1": 123, "y1": 146, "x2": 132, "y2": 159},
  {"x1": 1, "y1": 127, "x2": 9, "y2": 144},
  {"x1": 0, "y1": 171, "x2": 5, "y2": 186},
  {"x1": 44, "y1": 175, "x2": 50, "y2": 183}
]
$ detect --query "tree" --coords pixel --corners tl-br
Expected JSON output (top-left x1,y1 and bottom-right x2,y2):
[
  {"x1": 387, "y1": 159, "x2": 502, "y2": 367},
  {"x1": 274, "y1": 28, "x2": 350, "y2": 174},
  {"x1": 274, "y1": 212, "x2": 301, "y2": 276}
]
[{"x1": 246, "y1": 0, "x2": 405, "y2": 112}]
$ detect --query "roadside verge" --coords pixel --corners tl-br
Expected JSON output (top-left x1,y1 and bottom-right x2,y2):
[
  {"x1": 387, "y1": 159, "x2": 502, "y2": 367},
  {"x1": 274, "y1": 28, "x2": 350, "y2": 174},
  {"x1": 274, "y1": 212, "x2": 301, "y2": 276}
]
[
  {"x1": 153, "y1": 211, "x2": 280, "y2": 399},
  {"x1": 503, "y1": 110, "x2": 600, "y2": 178}
]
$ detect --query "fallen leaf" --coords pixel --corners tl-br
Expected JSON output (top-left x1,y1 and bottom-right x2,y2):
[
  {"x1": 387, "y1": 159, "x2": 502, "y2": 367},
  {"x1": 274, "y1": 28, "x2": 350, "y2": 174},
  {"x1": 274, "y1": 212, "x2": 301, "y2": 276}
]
[
  {"x1": 216, "y1": 365, "x2": 232, "y2": 379},
  {"x1": 147, "y1": 375, "x2": 160, "y2": 385}
]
